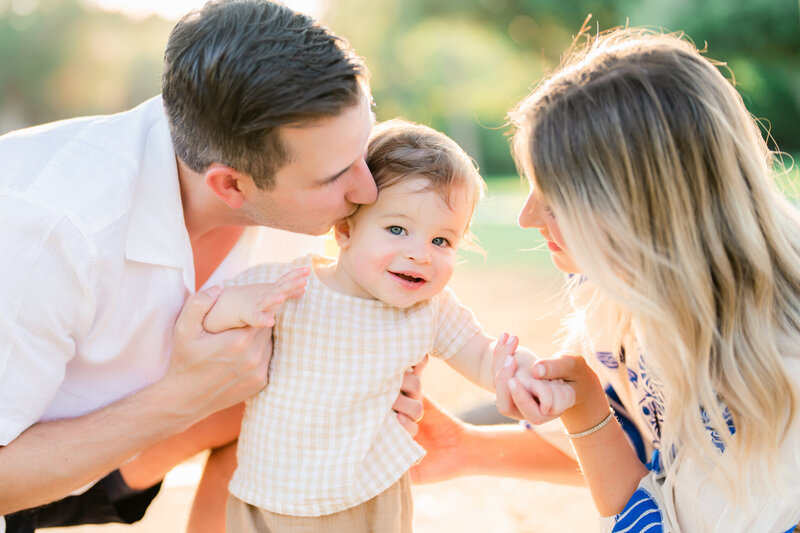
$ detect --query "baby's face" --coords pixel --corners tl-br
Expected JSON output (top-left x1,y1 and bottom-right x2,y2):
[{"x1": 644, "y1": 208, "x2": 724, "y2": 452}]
[{"x1": 338, "y1": 176, "x2": 473, "y2": 308}]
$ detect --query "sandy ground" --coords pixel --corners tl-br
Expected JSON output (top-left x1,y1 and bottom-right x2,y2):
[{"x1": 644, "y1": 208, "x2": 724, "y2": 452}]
[{"x1": 50, "y1": 267, "x2": 600, "y2": 533}]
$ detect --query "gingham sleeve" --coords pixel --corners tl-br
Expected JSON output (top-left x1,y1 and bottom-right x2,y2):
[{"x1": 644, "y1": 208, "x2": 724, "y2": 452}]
[{"x1": 430, "y1": 287, "x2": 483, "y2": 361}]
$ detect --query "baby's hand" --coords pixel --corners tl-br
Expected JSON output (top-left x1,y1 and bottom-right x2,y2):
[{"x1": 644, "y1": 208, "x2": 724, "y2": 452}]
[
  {"x1": 493, "y1": 334, "x2": 576, "y2": 425},
  {"x1": 241, "y1": 267, "x2": 310, "y2": 328},
  {"x1": 512, "y1": 354, "x2": 576, "y2": 423}
]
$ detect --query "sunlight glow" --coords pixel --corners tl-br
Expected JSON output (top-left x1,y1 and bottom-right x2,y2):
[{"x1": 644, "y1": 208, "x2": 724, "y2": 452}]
[{"x1": 86, "y1": 0, "x2": 324, "y2": 20}]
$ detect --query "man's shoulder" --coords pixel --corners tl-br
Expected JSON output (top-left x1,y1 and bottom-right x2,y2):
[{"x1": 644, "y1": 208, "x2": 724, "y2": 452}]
[
  {"x1": 0, "y1": 97, "x2": 165, "y2": 171},
  {"x1": 0, "y1": 97, "x2": 173, "y2": 235}
]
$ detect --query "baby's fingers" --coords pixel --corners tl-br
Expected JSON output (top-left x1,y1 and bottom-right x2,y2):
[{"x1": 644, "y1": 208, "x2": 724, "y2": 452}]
[
  {"x1": 507, "y1": 377, "x2": 548, "y2": 424},
  {"x1": 492, "y1": 333, "x2": 519, "y2": 377},
  {"x1": 528, "y1": 379, "x2": 575, "y2": 416},
  {"x1": 274, "y1": 267, "x2": 310, "y2": 298}
]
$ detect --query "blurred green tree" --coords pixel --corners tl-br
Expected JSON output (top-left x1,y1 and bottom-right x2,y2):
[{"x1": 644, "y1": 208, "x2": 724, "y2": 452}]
[
  {"x1": 1, "y1": 0, "x2": 797, "y2": 177},
  {"x1": 327, "y1": 0, "x2": 800, "y2": 175},
  {"x1": 0, "y1": 0, "x2": 170, "y2": 132}
]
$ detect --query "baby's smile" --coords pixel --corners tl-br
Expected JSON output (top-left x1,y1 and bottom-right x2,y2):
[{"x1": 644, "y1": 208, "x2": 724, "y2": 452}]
[{"x1": 390, "y1": 271, "x2": 426, "y2": 284}]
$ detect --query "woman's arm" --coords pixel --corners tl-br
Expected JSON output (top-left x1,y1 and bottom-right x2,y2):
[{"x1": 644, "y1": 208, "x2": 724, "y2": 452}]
[{"x1": 497, "y1": 353, "x2": 648, "y2": 516}]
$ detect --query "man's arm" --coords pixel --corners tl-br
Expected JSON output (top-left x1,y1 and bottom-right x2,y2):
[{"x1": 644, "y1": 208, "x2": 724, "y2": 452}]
[
  {"x1": 411, "y1": 395, "x2": 584, "y2": 486},
  {"x1": 0, "y1": 288, "x2": 274, "y2": 515}
]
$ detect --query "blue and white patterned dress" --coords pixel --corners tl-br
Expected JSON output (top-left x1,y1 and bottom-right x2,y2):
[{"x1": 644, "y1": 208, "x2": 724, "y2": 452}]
[{"x1": 562, "y1": 279, "x2": 800, "y2": 533}]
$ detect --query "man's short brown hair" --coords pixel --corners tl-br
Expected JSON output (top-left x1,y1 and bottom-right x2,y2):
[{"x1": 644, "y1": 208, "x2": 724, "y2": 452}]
[{"x1": 162, "y1": 0, "x2": 369, "y2": 189}]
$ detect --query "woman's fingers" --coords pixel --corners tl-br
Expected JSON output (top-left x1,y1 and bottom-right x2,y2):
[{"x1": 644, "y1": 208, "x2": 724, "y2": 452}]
[{"x1": 532, "y1": 352, "x2": 583, "y2": 380}]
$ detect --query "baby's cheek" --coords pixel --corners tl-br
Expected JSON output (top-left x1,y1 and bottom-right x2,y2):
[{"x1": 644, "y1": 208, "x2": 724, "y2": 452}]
[{"x1": 369, "y1": 252, "x2": 396, "y2": 273}]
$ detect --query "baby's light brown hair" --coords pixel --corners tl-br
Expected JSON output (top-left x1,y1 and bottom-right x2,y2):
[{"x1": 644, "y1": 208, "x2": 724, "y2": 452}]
[{"x1": 366, "y1": 118, "x2": 486, "y2": 246}]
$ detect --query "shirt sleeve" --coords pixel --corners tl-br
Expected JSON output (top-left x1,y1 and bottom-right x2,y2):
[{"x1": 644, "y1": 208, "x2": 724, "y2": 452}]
[
  {"x1": 0, "y1": 196, "x2": 96, "y2": 445},
  {"x1": 431, "y1": 287, "x2": 483, "y2": 361}
]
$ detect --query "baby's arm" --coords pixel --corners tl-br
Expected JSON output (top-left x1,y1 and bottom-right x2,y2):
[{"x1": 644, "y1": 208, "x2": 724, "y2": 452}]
[
  {"x1": 443, "y1": 331, "x2": 496, "y2": 390},
  {"x1": 447, "y1": 332, "x2": 575, "y2": 422},
  {"x1": 202, "y1": 267, "x2": 310, "y2": 333},
  {"x1": 442, "y1": 331, "x2": 540, "y2": 390}
]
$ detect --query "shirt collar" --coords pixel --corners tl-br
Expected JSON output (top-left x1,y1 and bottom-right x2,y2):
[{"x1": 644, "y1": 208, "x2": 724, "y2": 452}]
[{"x1": 125, "y1": 97, "x2": 195, "y2": 292}]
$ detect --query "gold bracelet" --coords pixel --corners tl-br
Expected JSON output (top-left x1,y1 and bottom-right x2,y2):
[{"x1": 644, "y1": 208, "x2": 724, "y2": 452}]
[{"x1": 564, "y1": 409, "x2": 615, "y2": 439}]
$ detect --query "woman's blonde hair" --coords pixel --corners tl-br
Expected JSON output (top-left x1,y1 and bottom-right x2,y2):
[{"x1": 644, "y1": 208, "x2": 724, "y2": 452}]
[
  {"x1": 366, "y1": 118, "x2": 486, "y2": 247},
  {"x1": 510, "y1": 28, "x2": 799, "y2": 494}
]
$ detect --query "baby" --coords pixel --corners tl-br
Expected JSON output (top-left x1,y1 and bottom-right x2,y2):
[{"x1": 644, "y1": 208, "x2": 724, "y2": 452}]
[{"x1": 204, "y1": 119, "x2": 569, "y2": 532}]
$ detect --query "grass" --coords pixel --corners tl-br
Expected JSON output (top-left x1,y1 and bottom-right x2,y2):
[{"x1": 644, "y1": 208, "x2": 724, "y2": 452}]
[{"x1": 458, "y1": 175, "x2": 556, "y2": 274}]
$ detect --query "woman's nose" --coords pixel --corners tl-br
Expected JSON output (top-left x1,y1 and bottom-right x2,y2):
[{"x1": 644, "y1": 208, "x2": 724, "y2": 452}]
[{"x1": 518, "y1": 192, "x2": 543, "y2": 229}]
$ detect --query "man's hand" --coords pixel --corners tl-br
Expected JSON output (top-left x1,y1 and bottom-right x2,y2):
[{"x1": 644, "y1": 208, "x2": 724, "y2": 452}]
[
  {"x1": 409, "y1": 395, "x2": 469, "y2": 484},
  {"x1": 158, "y1": 287, "x2": 274, "y2": 425},
  {"x1": 393, "y1": 355, "x2": 428, "y2": 437}
]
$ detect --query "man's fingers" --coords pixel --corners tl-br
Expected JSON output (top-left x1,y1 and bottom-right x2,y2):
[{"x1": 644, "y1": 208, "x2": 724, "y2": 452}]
[
  {"x1": 396, "y1": 412, "x2": 419, "y2": 437},
  {"x1": 400, "y1": 370, "x2": 422, "y2": 400},
  {"x1": 393, "y1": 393, "x2": 423, "y2": 423},
  {"x1": 176, "y1": 286, "x2": 223, "y2": 337},
  {"x1": 410, "y1": 354, "x2": 429, "y2": 377}
]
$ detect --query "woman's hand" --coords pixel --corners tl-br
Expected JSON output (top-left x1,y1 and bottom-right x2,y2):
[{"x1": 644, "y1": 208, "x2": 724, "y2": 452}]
[
  {"x1": 527, "y1": 353, "x2": 608, "y2": 432},
  {"x1": 493, "y1": 336, "x2": 577, "y2": 424}
]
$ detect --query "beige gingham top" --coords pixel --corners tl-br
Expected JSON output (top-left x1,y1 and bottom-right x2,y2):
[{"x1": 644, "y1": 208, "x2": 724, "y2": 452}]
[{"x1": 228, "y1": 254, "x2": 482, "y2": 517}]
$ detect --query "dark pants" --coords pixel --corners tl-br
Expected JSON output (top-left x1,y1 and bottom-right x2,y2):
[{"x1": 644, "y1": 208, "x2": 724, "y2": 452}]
[{"x1": 5, "y1": 470, "x2": 162, "y2": 532}]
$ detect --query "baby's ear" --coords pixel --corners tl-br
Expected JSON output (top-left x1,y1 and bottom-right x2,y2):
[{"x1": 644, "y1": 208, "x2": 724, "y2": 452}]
[{"x1": 334, "y1": 218, "x2": 353, "y2": 249}]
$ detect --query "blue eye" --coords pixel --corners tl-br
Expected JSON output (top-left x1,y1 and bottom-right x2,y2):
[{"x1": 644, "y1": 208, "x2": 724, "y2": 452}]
[
  {"x1": 432, "y1": 237, "x2": 450, "y2": 247},
  {"x1": 387, "y1": 226, "x2": 406, "y2": 236}
]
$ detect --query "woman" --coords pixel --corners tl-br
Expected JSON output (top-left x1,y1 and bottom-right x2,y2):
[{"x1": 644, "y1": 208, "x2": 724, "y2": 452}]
[{"x1": 414, "y1": 27, "x2": 800, "y2": 532}]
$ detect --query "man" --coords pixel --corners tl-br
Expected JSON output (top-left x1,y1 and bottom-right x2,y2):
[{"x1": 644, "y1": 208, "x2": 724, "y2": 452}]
[{"x1": 0, "y1": 1, "x2": 423, "y2": 531}]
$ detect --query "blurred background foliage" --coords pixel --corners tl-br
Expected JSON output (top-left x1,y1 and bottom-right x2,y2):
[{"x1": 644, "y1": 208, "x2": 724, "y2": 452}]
[{"x1": 1, "y1": 0, "x2": 798, "y2": 178}]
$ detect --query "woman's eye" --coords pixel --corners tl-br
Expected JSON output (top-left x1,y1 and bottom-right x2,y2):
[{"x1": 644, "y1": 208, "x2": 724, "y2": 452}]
[
  {"x1": 432, "y1": 237, "x2": 450, "y2": 247},
  {"x1": 544, "y1": 205, "x2": 555, "y2": 218},
  {"x1": 387, "y1": 226, "x2": 405, "y2": 235}
]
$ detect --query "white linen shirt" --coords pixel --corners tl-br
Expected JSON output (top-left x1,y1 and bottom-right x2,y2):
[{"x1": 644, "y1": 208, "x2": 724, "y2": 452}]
[
  {"x1": 0, "y1": 96, "x2": 321, "y2": 446},
  {"x1": 227, "y1": 255, "x2": 483, "y2": 517}
]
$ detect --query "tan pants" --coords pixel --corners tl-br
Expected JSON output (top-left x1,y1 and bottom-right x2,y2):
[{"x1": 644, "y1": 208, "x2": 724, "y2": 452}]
[{"x1": 226, "y1": 473, "x2": 413, "y2": 533}]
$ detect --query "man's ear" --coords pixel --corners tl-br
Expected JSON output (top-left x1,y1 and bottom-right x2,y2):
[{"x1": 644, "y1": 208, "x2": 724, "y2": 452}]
[
  {"x1": 204, "y1": 163, "x2": 248, "y2": 209},
  {"x1": 334, "y1": 218, "x2": 354, "y2": 250}
]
